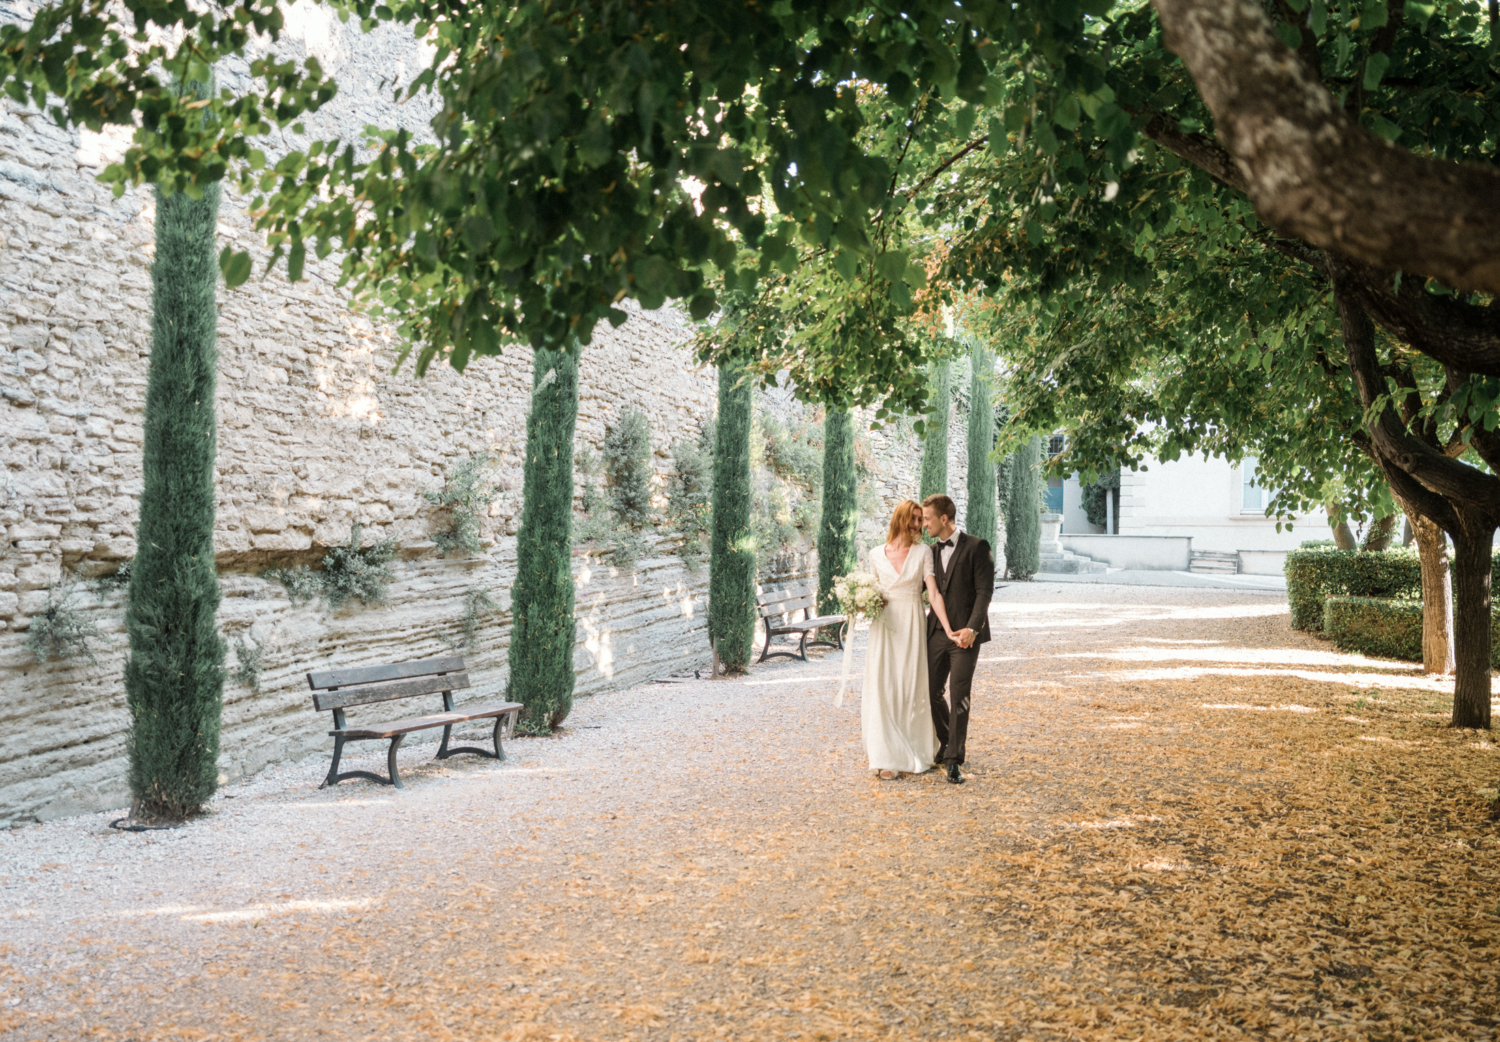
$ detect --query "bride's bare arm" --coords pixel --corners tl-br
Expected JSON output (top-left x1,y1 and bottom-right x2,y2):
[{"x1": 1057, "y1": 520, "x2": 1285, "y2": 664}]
[{"x1": 924, "y1": 575, "x2": 957, "y2": 640}]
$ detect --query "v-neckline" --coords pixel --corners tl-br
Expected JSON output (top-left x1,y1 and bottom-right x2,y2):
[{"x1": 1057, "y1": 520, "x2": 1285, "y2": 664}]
[{"x1": 882, "y1": 543, "x2": 913, "y2": 577}]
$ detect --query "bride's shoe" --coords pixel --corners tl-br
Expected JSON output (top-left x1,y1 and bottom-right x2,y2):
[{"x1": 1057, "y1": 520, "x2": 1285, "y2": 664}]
[{"x1": 877, "y1": 770, "x2": 898, "y2": 781}]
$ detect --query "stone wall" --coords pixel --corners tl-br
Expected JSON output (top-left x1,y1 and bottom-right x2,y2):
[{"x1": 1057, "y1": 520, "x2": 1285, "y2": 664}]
[{"x1": 0, "y1": 6, "x2": 977, "y2": 826}]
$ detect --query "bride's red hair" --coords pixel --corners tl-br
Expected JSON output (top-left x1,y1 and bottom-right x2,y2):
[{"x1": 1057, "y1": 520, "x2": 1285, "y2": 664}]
[{"x1": 886, "y1": 500, "x2": 922, "y2": 547}]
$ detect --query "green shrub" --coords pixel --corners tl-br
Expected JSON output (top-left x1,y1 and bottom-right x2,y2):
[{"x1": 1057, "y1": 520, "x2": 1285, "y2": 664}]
[
  {"x1": 263, "y1": 521, "x2": 398, "y2": 610},
  {"x1": 1323, "y1": 596, "x2": 1500, "y2": 668},
  {"x1": 965, "y1": 345, "x2": 998, "y2": 548},
  {"x1": 710, "y1": 363, "x2": 756, "y2": 671},
  {"x1": 1003, "y1": 436, "x2": 1042, "y2": 580},
  {"x1": 425, "y1": 453, "x2": 503, "y2": 556},
  {"x1": 1081, "y1": 467, "x2": 1120, "y2": 528},
  {"x1": 1299, "y1": 538, "x2": 1336, "y2": 549},
  {"x1": 90, "y1": 560, "x2": 132, "y2": 600},
  {"x1": 445, "y1": 587, "x2": 499, "y2": 653},
  {"x1": 124, "y1": 79, "x2": 227, "y2": 823},
  {"x1": 817, "y1": 408, "x2": 858, "y2": 616},
  {"x1": 604, "y1": 404, "x2": 654, "y2": 527},
  {"x1": 510, "y1": 343, "x2": 580, "y2": 732},
  {"x1": 762, "y1": 412, "x2": 822, "y2": 489},
  {"x1": 919, "y1": 359, "x2": 950, "y2": 504},
  {"x1": 1323, "y1": 597, "x2": 1424, "y2": 661},
  {"x1": 25, "y1": 582, "x2": 102, "y2": 665},
  {"x1": 667, "y1": 417, "x2": 715, "y2": 569},
  {"x1": 228, "y1": 636, "x2": 262, "y2": 691},
  {"x1": 1283, "y1": 548, "x2": 1422, "y2": 631},
  {"x1": 576, "y1": 404, "x2": 655, "y2": 570}
]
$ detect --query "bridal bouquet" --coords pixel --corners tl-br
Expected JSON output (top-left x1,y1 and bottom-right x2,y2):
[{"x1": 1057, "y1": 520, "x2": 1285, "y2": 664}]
[
  {"x1": 832, "y1": 570, "x2": 885, "y2": 706},
  {"x1": 832, "y1": 570, "x2": 886, "y2": 624}
]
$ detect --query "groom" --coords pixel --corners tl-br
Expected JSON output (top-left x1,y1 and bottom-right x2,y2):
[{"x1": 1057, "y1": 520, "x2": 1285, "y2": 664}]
[{"x1": 921, "y1": 494, "x2": 995, "y2": 785}]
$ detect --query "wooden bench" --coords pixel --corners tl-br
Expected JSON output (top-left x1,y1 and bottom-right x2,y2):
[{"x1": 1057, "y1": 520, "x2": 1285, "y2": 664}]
[
  {"x1": 307, "y1": 655, "x2": 523, "y2": 790},
  {"x1": 756, "y1": 585, "x2": 847, "y2": 663}
]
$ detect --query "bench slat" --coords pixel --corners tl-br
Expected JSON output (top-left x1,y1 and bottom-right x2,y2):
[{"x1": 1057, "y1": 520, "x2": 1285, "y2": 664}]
[
  {"x1": 760, "y1": 594, "x2": 816, "y2": 616},
  {"x1": 768, "y1": 614, "x2": 844, "y2": 630},
  {"x1": 331, "y1": 702, "x2": 523, "y2": 740},
  {"x1": 308, "y1": 656, "x2": 466, "y2": 692},
  {"x1": 312, "y1": 671, "x2": 471, "y2": 711},
  {"x1": 757, "y1": 586, "x2": 813, "y2": 606}
]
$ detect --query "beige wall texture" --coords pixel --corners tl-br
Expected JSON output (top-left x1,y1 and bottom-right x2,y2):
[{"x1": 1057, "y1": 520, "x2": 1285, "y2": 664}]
[{"x1": 0, "y1": 8, "x2": 983, "y2": 825}]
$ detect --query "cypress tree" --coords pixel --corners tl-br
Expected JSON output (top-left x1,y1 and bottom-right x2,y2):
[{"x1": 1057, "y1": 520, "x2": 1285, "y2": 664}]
[
  {"x1": 1004, "y1": 436, "x2": 1042, "y2": 580},
  {"x1": 509, "y1": 344, "x2": 581, "y2": 731},
  {"x1": 965, "y1": 345, "x2": 998, "y2": 547},
  {"x1": 709, "y1": 363, "x2": 756, "y2": 672},
  {"x1": 919, "y1": 359, "x2": 950, "y2": 503},
  {"x1": 817, "y1": 408, "x2": 858, "y2": 615},
  {"x1": 124, "y1": 80, "x2": 225, "y2": 822}
]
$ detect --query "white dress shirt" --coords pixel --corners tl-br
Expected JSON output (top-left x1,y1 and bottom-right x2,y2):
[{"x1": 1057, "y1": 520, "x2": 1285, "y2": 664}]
[{"x1": 939, "y1": 529, "x2": 963, "y2": 572}]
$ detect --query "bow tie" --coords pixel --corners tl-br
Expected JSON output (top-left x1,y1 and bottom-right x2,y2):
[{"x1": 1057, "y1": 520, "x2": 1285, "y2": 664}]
[{"x1": 938, "y1": 539, "x2": 954, "y2": 548}]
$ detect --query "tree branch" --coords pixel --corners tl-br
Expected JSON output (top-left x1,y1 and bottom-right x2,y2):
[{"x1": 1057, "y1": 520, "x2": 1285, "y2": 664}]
[
  {"x1": 1153, "y1": 0, "x2": 1500, "y2": 297},
  {"x1": 1336, "y1": 278, "x2": 1500, "y2": 517}
]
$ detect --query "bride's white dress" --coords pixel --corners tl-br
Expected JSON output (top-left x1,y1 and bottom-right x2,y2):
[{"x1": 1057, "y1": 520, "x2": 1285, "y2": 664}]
[{"x1": 862, "y1": 543, "x2": 940, "y2": 774}]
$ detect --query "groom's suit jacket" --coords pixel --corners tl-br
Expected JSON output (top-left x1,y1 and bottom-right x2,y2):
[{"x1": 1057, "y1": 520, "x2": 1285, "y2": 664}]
[{"x1": 926, "y1": 531, "x2": 996, "y2": 645}]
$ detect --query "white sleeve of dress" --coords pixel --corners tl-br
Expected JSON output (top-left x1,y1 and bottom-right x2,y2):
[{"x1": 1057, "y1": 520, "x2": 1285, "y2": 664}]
[{"x1": 920, "y1": 546, "x2": 935, "y2": 582}]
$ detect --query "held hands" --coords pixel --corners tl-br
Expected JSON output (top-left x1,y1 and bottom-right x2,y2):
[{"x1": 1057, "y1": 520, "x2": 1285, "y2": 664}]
[{"x1": 955, "y1": 628, "x2": 976, "y2": 649}]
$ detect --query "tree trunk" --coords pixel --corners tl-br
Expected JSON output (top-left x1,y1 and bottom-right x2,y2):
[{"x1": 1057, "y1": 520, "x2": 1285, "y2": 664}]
[
  {"x1": 1363, "y1": 514, "x2": 1398, "y2": 551},
  {"x1": 1409, "y1": 512, "x2": 1454, "y2": 675},
  {"x1": 1327, "y1": 506, "x2": 1356, "y2": 549},
  {"x1": 1449, "y1": 510, "x2": 1495, "y2": 729}
]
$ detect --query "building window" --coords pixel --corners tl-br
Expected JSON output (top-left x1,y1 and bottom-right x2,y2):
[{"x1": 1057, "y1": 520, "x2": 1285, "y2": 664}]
[
  {"x1": 1241, "y1": 457, "x2": 1267, "y2": 513},
  {"x1": 1048, "y1": 434, "x2": 1066, "y2": 457}
]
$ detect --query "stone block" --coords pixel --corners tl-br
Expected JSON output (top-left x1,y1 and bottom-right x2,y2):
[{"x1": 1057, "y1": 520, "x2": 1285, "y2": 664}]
[
  {"x1": 243, "y1": 506, "x2": 289, "y2": 533},
  {"x1": 252, "y1": 530, "x2": 312, "y2": 552},
  {"x1": 0, "y1": 592, "x2": 17, "y2": 616}
]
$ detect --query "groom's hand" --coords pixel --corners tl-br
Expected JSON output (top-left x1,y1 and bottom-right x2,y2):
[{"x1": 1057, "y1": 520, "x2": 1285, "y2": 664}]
[{"x1": 956, "y1": 628, "x2": 975, "y2": 648}]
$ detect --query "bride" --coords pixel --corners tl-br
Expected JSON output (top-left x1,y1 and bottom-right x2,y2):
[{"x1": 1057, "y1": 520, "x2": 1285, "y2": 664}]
[{"x1": 863, "y1": 499, "x2": 958, "y2": 780}]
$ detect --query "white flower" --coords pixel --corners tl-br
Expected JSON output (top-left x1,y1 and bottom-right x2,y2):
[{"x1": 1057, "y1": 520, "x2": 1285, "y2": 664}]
[{"x1": 832, "y1": 570, "x2": 886, "y2": 623}]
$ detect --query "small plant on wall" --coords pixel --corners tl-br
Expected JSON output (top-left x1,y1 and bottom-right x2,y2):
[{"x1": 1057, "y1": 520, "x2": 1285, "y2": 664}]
[
  {"x1": 264, "y1": 521, "x2": 398, "y2": 609},
  {"x1": 24, "y1": 581, "x2": 102, "y2": 665},
  {"x1": 576, "y1": 405, "x2": 655, "y2": 570},
  {"x1": 667, "y1": 416, "x2": 715, "y2": 570},
  {"x1": 445, "y1": 587, "x2": 499, "y2": 653},
  {"x1": 425, "y1": 453, "x2": 504, "y2": 556}
]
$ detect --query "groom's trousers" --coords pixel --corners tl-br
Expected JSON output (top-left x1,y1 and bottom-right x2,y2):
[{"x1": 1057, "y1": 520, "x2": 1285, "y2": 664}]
[{"x1": 927, "y1": 633, "x2": 979, "y2": 764}]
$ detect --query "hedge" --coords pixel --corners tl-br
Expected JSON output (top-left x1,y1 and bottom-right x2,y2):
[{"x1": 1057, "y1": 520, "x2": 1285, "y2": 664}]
[
  {"x1": 1284, "y1": 548, "x2": 1420, "y2": 631},
  {"x1": 1287, "y1": 546, "x2": 1500, "y2": 632},
  {"x1": 1324, "y1": 596, "x2": 1500, "y2": 668}
]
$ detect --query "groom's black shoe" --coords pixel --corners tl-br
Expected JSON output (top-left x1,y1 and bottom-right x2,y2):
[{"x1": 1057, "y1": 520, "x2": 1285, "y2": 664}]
[{"x1": 945, "y1": 763, "x2": 965, "y2": 785}]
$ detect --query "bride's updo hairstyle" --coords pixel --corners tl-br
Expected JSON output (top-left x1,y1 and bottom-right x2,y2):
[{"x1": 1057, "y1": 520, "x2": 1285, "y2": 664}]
[{"x1": 886, "y1": 499, "x2": 922, "y2": 546}]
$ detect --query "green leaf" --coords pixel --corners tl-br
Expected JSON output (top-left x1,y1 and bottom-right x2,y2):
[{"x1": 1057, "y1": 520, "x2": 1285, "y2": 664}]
[
  {"x1": 287, "y1": 240, "x2": 306, "y2": 282},
  {"x1": 220, "y1": 248, "x2": 252, "y2": 288},
  {"x1": 1363, "y1": 52, "x2": 1391, "y2": 91}
]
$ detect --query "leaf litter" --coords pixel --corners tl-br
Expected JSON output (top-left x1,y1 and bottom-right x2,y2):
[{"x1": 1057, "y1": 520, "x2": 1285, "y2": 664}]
[{"x1": 0, "y1": 583, "x2": 1495, "y2": 1040}]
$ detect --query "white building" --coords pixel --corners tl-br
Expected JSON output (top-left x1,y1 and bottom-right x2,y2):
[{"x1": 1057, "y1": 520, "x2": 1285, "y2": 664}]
[{"x1": 1050, "y1": 448, "x2": 1336, "y2": 576}]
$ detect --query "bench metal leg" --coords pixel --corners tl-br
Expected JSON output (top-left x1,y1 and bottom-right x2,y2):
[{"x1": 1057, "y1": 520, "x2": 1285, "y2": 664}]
[
  {"x1": 436, "y1": 719, "x2": 504, "y2": 762},
  {"x1": 387, "y1": 734, "x2": 406, "y2": 789},
  {"x1": 756, "y1": 618, "x2": 773, "y2": 664},
  {"x1": 321, "y1": 733, "x2": 406, "y2": 789},
  {"x1": 797, "y1": 629, "x2": 810, "y2": 661}
]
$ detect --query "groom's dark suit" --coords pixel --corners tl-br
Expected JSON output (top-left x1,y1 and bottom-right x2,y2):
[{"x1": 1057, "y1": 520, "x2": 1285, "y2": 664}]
[{"x1": 926, "y1": 531, "x2": 995, "y2": 765}]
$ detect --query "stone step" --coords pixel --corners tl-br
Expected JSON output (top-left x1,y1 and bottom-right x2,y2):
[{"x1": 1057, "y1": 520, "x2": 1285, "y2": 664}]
[
  {"x1": 1039, "y1": 550, "x2": 1108, "y2": 574},
  {"x1": 1189, "y1": 561, "x2": 1238, "y2": 574},
  {"x1": 1192, "y1": 551, "x2": 1240, "y2": 562}
]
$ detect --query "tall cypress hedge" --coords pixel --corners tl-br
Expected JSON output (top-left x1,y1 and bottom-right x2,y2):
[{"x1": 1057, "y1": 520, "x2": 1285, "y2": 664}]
[
  {"x1": 817, "y1": 408, "x2": 858, "y2": 615},
  {"x1": 710, "y1": 363, "x2": 756, "y2": 671},
  {"x1": 919, "y1": 359, "x2": 950, "y2": 503},
  {"x1": 1004, "y1": 436, "x2": 1042, "y2": 580},
  {"x1": 124, "y1": 100, "x2": 225, "y2": 822},
  {"x1": 510, "y1": 344, "x2": 580, "y2": 731},
  {"x1": 965, "y1": 345, "x2": 997, "y2": 546}
]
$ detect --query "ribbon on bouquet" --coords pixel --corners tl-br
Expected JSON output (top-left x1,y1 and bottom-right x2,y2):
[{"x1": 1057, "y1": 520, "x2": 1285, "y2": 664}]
[{"x1": 835, "y1": 612, "x2": 858, "y2": 707}]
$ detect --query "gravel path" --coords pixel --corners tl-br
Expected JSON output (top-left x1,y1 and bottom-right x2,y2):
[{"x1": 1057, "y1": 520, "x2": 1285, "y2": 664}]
[{"x1": 1, "y1": 581, "x2": 1494, "y2": 1041}]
